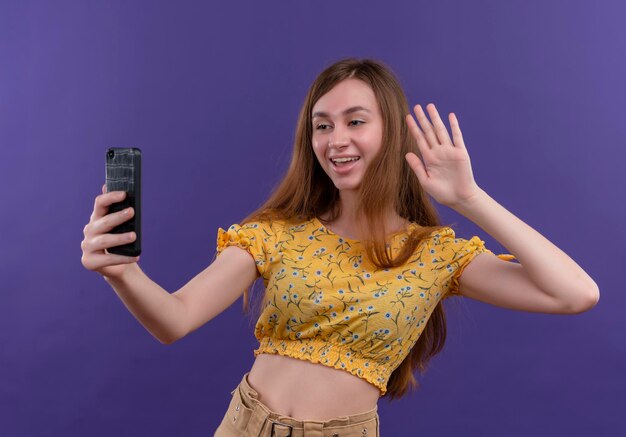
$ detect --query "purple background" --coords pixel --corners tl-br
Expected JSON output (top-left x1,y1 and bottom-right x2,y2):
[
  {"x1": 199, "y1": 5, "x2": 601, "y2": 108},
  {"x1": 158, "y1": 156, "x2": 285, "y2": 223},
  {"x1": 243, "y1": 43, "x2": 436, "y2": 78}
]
[{"x1": 1, "y1": 1, "x2": 624, "y2": 436}]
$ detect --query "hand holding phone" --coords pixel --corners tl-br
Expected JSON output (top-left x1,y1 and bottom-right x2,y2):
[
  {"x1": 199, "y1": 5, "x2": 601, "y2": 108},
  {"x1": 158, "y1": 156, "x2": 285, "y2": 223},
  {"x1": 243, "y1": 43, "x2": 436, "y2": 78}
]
[
  {"x1": 80, "y1": 185, "x2": 139, "y2": 279},
  {"x1": 80, "y1": 147, "x2": 142, "y2": 280}
]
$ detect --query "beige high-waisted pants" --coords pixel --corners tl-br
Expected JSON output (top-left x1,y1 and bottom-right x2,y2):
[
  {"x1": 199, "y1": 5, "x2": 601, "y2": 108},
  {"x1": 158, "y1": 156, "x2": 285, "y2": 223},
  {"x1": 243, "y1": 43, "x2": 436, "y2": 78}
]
[{"x1": 214, "y1": 372, "x2": 380, "y2": 436}]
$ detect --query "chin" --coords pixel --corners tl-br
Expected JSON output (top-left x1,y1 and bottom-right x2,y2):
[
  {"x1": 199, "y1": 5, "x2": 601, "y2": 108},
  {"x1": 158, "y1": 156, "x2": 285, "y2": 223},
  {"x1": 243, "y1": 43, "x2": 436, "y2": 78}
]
[
  {"x1": 333, "y1": 181, "x2": 361, "y2": 192},
  {"x1": 325, "y1": 171, "x2": 363, "y2": 192}
]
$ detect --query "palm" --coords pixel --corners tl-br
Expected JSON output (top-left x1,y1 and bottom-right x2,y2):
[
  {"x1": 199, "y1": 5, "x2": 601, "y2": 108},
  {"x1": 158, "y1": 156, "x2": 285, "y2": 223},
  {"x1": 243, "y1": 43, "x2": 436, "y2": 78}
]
[{"x1": 405, "y1": 103, "x2": 481, "y2": 207}]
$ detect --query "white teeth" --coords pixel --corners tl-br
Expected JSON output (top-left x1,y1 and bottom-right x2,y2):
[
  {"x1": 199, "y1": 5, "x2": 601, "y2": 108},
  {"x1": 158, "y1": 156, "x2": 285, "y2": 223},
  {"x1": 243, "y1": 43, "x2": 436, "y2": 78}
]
[{"x1": 332, "y1": 157, "x2": 360, "y2": 163}]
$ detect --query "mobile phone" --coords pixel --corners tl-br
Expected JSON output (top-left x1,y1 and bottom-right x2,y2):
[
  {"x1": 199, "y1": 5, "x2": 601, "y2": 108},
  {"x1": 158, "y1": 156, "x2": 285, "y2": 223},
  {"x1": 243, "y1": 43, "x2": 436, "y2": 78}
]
[{"x1": 105, "y1": 147, "x2": 141, "y2": 256}]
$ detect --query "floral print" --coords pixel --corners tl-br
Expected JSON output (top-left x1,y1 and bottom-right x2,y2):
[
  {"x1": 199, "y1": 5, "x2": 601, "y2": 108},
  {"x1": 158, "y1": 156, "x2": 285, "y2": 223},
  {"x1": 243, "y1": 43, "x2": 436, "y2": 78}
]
[{"x1": 216, "y1": 217, "x2": 515, "y2": 396}]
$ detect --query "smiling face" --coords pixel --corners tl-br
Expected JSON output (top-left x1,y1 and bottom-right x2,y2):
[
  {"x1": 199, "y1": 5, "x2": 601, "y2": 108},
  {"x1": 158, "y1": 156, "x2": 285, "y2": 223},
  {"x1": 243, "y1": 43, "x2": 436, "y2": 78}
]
[{"x1": 311, "y1": 78, "x2": 384, "y2": 193}]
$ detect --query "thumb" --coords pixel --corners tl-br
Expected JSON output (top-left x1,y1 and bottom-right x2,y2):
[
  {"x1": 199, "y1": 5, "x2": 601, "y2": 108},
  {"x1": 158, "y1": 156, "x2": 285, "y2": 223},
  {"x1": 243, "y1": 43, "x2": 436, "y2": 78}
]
[{"x1": 405, "y1": 153, "x2": 428, "y2": 183}]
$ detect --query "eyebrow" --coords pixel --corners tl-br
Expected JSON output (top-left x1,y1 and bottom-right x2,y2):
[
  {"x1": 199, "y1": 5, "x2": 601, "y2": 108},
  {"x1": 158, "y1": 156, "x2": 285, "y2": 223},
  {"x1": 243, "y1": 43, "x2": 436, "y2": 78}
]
[{"x1": 312, "y1": 106, "x2": 371, "y2": 119}]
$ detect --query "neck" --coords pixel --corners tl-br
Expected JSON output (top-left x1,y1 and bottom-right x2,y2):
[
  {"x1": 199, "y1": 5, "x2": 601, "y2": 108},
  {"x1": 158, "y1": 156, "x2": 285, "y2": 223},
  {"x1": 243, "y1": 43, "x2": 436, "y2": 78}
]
[
  {"x1": 336, "y1": 190, "x2": 360, "y2": 225},
  {"x1": 322, "y1": 190, "x2": 407, "y2": 235}
]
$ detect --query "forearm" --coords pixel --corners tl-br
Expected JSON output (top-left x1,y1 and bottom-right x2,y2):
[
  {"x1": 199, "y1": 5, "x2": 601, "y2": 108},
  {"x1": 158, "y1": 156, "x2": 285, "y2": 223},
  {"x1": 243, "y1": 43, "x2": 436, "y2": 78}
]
[
  {"x1": 104, "y1": 263, "x2": 188, "y2": 344},
  {"x1": 451, "y1": 188, "x2": 599, "y2": 307}
]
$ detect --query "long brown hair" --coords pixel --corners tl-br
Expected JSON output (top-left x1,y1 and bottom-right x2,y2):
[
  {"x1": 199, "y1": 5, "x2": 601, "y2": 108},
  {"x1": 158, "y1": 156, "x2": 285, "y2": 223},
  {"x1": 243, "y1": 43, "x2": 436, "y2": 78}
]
[{"x1": 239, "y1": 58, "x2": 451, "y2": 400}]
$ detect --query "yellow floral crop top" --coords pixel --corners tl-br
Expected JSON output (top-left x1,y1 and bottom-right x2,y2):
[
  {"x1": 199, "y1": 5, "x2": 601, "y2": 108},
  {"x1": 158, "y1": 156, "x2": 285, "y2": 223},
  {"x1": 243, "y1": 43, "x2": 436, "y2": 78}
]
[{"x1": 215, "y1": 217, "x2": 516, "y2": 396}]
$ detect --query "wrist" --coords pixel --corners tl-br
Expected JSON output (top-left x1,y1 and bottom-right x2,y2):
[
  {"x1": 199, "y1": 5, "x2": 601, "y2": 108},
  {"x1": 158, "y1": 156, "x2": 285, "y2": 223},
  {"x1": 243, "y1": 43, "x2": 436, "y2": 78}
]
[
  {"x1": 103, "y1": 263, "x2": 140, "y2": 286},
  {"x1": 450, "y1": 187, "x2": 489, "y2": 215}
]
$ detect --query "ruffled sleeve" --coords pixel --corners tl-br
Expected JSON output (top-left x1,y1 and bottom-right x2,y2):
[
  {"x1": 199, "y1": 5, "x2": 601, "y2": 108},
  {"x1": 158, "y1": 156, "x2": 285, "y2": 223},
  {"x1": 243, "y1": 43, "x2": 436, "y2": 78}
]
[
  {"x1": 216, "y1": 221, "x2": 274, "y2": 278},
  {"x1": 427, "y1": 227, "x2": 517, "y2": 299}
]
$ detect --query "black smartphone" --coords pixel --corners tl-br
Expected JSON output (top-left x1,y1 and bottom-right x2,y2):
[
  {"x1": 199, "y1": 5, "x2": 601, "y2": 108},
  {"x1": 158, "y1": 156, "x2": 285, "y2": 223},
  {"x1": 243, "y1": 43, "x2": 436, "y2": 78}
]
[{"x1": 105, "y1": 147, "x2": 142, "y2": 257}]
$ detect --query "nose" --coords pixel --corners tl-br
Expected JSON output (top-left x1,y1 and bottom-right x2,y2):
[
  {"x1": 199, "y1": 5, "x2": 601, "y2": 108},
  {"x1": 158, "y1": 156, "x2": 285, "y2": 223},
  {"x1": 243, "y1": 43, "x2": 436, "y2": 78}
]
[{"x1": 329, "y1": 129, "x2": 349, "y2": 149}]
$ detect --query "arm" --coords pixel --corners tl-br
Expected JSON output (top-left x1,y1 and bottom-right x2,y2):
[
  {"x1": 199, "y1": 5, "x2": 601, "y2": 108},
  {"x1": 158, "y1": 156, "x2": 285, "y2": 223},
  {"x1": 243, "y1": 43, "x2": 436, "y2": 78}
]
[
  {"x1": 452, "y1": 189, "x2": 599, "y2": 314},
  {"x1": 405, "y1": 103, "x2": 599, "y2": 314},
  {"x1": 104, "y1": 246, "x2": 258, "y2": 344}
]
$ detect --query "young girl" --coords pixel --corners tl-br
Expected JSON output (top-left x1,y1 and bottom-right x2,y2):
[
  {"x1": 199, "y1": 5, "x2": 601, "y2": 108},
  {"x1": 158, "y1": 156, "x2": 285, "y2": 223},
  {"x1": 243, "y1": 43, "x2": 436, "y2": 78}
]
[{"x1": 81, "y1": 58, "x2": 599, "y2": 436}]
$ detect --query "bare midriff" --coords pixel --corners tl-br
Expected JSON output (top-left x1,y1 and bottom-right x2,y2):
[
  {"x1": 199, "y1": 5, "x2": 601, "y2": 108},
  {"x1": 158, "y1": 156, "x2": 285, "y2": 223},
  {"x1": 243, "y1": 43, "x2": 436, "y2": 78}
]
[{"x1": 247, "y1": 353, "x2": 380, "y2": 421}]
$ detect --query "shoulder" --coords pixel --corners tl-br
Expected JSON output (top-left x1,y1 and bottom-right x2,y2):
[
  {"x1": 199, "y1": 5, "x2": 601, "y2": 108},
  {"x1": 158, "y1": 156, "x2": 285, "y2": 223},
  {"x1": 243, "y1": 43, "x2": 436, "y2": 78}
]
[
  {"x1": 424, "y1": 225, "x2": 481, "y2": 248},
  {"x1": 405, "y1": 224, "x2": 457, "y2": 247},
  {"x1": 407, "y1": 225, "x2": 491, "y2": 266}
]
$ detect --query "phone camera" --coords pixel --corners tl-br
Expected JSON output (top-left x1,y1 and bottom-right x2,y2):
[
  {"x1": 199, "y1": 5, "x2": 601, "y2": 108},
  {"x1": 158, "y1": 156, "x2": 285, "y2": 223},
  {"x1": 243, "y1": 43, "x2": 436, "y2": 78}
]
[{"x1": 107, "y1": 150, "x2": 115, "y2": 159}]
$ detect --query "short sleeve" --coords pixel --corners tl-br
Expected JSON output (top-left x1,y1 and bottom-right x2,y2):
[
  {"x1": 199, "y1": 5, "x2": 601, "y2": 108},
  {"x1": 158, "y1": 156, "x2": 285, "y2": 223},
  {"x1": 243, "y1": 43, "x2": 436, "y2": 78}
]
[
  {"x1": 215, "y1": 221, "x2": 274, "y2": 278},
  {"x1": 429, "y1": 227, "x2": 516, "y2": 299}
]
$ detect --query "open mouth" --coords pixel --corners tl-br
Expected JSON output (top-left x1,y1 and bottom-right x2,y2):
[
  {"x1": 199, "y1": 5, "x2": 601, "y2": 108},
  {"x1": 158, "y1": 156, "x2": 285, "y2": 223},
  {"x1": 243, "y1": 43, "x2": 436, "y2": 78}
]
[{"x1": 330, "y1": 157, "x2": 360, "y2": 167}]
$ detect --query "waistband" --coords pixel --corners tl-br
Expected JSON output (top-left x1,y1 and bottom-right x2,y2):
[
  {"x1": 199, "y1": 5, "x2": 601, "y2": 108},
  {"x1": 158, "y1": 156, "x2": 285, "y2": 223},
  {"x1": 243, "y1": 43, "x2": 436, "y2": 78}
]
[{"x1": 232, "y1": 371, "x2": 379, "y2": 437}]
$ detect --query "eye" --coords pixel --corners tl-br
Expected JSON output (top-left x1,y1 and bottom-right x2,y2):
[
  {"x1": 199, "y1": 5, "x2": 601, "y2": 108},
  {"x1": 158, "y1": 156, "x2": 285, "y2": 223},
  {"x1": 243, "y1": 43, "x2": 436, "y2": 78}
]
[
  {"x1": 349, "y1": 120, "x2": 364, "y2": 126},
  {"x1": 315, "y1": 123, "x2": 330, "y2": 130}
]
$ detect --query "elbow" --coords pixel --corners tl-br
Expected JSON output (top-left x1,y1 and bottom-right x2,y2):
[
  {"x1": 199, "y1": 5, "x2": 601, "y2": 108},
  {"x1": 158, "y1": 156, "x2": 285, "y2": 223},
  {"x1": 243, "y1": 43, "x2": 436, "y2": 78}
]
[
  {"x1": 157, "y1": 330, "x2": 185, "y2": 345},
  {"x1": 159, "y1": 337, "x2": 175, "y2": 345},
  {"x1": 567, "y1": 284, "x2": 600, "y2": 314},
  {"x1": 584, "y1": 285, "x2": 600, "y2": 311}
]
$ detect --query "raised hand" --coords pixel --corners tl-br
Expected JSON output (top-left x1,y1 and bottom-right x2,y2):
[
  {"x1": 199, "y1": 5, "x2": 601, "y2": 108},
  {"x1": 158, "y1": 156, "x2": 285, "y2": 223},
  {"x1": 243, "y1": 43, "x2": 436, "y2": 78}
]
[{"x1": 405, "y1": 103, "x2": 482, "y2": 208}]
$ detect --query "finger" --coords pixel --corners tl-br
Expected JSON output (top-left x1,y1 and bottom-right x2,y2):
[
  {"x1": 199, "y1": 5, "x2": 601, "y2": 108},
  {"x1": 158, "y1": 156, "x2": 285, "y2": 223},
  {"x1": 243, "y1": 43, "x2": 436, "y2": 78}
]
[
  {"x1": 84, "y1": 230, "x2": 135, "y2": 253},
  {"x1": 102, "y1": 251, "x2": 140, "y2": 264},
  {"x1": 405, "y1": 152, "x2": 429, "y2": 182},
  {"x1": 449, "y1": 113, "x2": 467, "y2": 151},
  {"x1": 90, "y1": 191, "x2": 128, "y2": 223},
  {"x1": 93, "y1": 205, "x2": 133, "y2": 234},
  {"x1": 427, "y1": 104, "x2": 453, "y2": 145},
  {"x1": 93, "y1": 184, "x2": 107, "y2": 222},
  {"x1": 406, "y1": 113, "x2": 432, "y2": 159},
  {"x1": 414, "y1": 104, "x2": 440, "y2": 147}
]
